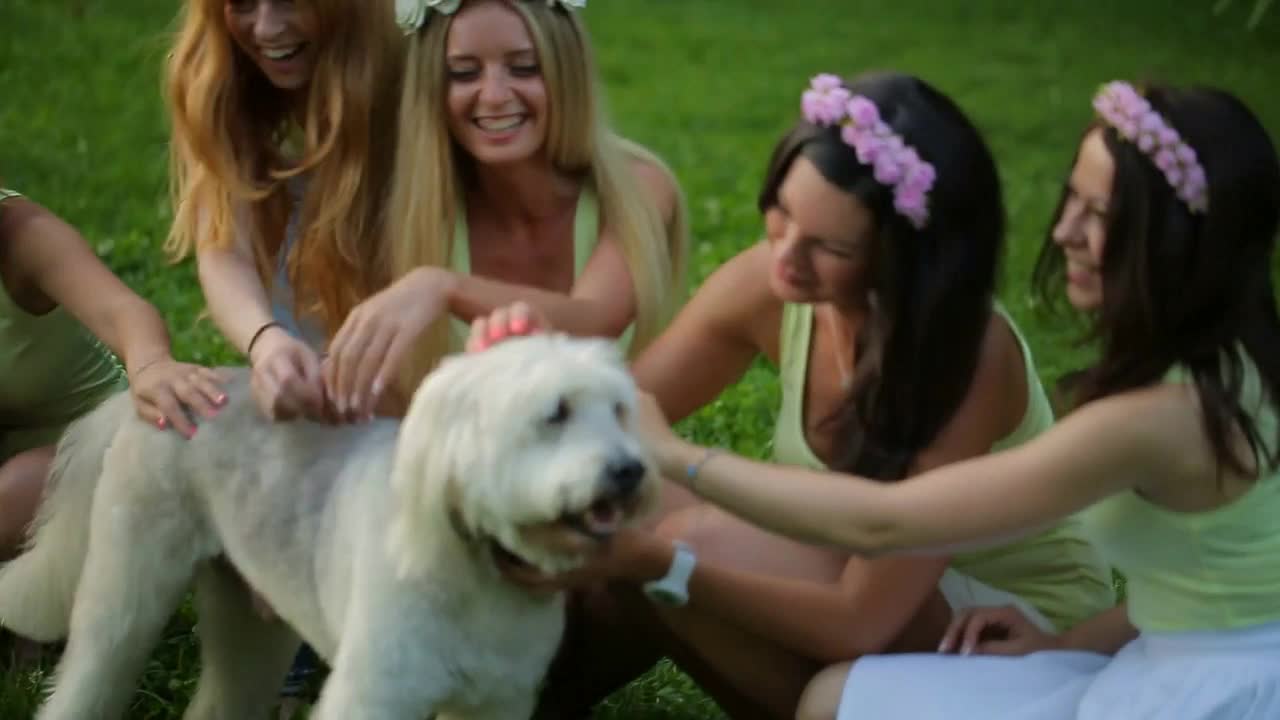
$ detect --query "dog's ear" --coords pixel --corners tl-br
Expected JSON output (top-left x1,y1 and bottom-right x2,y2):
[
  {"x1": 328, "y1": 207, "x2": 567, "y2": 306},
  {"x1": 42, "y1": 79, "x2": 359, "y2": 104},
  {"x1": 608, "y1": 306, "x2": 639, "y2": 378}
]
[{"x1": 385, "y1": 359, "x2": 475, "y2": 581}]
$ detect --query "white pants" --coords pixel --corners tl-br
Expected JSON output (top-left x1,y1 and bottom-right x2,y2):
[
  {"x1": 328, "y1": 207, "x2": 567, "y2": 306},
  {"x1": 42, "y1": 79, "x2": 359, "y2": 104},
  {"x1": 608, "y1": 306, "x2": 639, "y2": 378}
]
[{"x1": 837, "y1": 602, "x2": 1280, "y2": 719}]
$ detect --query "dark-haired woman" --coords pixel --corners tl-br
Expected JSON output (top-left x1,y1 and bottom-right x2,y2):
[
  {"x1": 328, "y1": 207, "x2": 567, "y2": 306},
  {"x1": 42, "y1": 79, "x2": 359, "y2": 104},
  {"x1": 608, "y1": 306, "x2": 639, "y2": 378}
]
[
  {"x1": 470, "y1": 72, "x2": 1114, "y2": 719},
  {"x1": 620, "y1": 80, "x2": 1280, "y2": 720}
]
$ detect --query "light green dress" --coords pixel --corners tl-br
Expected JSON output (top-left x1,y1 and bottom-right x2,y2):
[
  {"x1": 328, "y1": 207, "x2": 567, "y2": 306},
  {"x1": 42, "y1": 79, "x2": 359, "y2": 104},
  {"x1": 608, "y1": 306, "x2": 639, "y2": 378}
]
[
  {"x1": 447, "y1": 185, "x2": 634, "y2": 352},
  {"x1": 1083, "y1": 357, "x2": 1280, "y2": 633},
  {"x1": 0, "y1": 189, "x2": 126, "y2": 461},
  {"x1": 772, "y1": 302, "x2": 1114, "y2": 631}
]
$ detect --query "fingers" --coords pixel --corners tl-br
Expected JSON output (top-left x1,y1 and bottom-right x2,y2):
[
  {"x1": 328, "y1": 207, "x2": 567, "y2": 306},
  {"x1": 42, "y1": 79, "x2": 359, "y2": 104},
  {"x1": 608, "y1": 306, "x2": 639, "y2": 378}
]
[
  {"x1": 172, "y1": 367, "x2": 228, "y2": 420},
  {"x1": 252, "y1": 361, "x2": 301, "y2": 422},
  {"x1": 350, "y1": 326, "x2": 396, "y2": 421},
  {"x1": 324, "y1": 313, "x2": 365, "y2": 419},
  {"x1": 467, "y1": 301, "x2": 547, "y2": 353},
  {"x1": 466, "y1": 317, "x2": 490, "y2": 353},
  {"x1": 133, "y1": 362, "x2": 231, "y2": 440},
  {"x1": 939, "y1": 605, "x2": 1030, "y2": 656},
  {"x1": 290, "y1": 344, "x2": 328, "y2": 420},
  {"x1": 251, "y1": 331, "x2": 327, "y2": 422},
  {"x1": 146, "y1": 383, "x2": 198, "y2": 439},
  {"x1": 938, "y1": 608, "x2": 973, "y2": 654},
  {"x1": 371, "y1": 327, "x2": 418, "y2": 416},
  {"x1": 961, "y1": 608, "x2": 999, "y2": 656}
]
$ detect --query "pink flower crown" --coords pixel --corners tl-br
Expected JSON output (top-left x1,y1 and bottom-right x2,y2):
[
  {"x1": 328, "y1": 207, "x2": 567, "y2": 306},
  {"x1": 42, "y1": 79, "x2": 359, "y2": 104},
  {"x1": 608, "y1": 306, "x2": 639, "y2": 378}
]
[
  {"x1": 801, "y1": 74, "x2": 937, "y2": 230},
  {"x1": 1092, "y1": 81, "x2": 1209, "y2": 214}
]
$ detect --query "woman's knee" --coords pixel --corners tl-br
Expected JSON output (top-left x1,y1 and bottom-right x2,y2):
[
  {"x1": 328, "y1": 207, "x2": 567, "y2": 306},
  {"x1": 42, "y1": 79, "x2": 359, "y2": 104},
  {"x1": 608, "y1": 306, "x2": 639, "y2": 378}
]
[
  {"x1": 795, "y1": 662, "x2": 852, "y2": 720},
  {"x1": 0, "y1": 445, "x2": 55, "y2": 557}
]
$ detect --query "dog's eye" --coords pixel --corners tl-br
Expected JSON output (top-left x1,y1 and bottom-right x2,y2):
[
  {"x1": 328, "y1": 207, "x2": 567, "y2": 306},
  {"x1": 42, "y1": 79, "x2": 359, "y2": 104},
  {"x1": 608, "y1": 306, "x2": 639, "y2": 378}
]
[
  {"x1": 614, "y1": 402, "x2": 626, "y2": 421},
  {"x1": 547, "y1": 398, "x2": 571, "y2": 425}
]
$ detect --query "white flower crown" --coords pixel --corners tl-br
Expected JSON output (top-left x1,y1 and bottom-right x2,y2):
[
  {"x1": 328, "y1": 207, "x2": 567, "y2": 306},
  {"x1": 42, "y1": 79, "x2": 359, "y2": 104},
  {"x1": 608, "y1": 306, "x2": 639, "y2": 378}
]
[{"x1": 396, "y1": 0, "x2": 585, "y2": 35}]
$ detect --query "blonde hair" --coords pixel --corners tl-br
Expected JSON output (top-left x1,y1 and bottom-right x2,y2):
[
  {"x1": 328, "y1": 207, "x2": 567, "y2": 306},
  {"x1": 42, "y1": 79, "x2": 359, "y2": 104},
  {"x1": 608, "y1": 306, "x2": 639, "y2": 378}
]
[
  {"x1": 388, "y1": 0, "x2": 688, "y2": 392},
  {"x1": 164, "y1": 0, "x2": 406, "y2": 336}
]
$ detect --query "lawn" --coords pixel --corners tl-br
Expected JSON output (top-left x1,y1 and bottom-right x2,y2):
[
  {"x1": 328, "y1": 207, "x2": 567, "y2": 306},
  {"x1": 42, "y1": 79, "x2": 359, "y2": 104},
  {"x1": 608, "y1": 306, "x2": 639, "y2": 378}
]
[{"x1": 1, "y1": 0, "x2": 1277, "y2": 717}]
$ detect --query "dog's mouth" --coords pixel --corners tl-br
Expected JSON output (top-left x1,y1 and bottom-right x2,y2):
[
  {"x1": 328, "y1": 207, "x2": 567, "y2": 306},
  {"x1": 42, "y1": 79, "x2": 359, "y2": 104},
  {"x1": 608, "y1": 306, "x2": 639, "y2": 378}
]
[
  {"x1": 484, "y1": 493, "x2": 641, "y2": 575},
  {"x1": 559, "y1": 495, "x2": 631, "y2": 541},
  {"x1": 489, "y1": 538, "x2": 532, "y2": 572}
]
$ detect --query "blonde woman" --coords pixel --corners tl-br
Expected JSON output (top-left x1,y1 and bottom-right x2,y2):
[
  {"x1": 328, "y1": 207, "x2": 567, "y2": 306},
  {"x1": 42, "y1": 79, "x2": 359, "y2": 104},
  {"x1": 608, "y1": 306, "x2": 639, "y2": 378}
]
[
  {"x1": 165, "y1": 0, "x2": 407, "y2": 420},
  {"x1": 320, "y1": 0, "x2": 688, "y2": 420}
]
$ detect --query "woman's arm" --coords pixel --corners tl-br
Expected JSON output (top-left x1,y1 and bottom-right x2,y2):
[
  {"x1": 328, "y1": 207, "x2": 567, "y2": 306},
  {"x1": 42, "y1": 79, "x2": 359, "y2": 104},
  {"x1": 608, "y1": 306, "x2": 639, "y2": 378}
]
[
  {"x1": 195, "y1": 205, "x2": 326, "y2": 420},
  {"x1": 447, "y1": 158, "x2": 682, "y2": 337},
  {"x1": 195, "y1": 218, "x2": 277, "y2": 358},
  {"x1": 630, "y1": 242, "x2": 779, "y2": 423},
  {"x1": 3, "y1": 198, "x2": 224, "y2": 433},
  {"x1": 624, "y1": 537, "x2": 949, "y2": 662},
  {"x1": 466, "y1": 242, "x2": 777, "y2": 424},
  {"x1": 662, "y1": 312, "x2": 1031, "y2": 658},
  {"x1": 6, "y1": 200, "x2": 170, "y2": 373},
  {"x1": 647, "y1": 383, "x2": 1196, "y2": 556}
]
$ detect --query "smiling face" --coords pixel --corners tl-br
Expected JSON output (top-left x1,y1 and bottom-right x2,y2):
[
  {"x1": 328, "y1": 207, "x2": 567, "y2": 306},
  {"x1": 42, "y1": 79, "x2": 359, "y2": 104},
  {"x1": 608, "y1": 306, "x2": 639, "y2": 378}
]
[
  {"x1": 764, "y1": 155, "x2": 875, "y2": 306},
  {"x1": 1052, "y1": 129, "x2": 1115, "y2": 311},
  {"x1": 223, "y1": 0, "x2": 319, "y2": 92},
  {"x1": 444, "y1": 0, "x2": 549, "y2": 167}
]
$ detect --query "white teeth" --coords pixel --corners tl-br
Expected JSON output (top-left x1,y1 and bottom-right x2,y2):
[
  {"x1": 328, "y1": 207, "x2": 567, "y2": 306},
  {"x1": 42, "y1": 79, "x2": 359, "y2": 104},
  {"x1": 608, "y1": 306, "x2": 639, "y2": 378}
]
[
  {"x1": 475, "y1": 116, "x2": 524, "y2": 132},
  {"x1": 263, "y1": 46, "x2": 301, "y2": 61}
]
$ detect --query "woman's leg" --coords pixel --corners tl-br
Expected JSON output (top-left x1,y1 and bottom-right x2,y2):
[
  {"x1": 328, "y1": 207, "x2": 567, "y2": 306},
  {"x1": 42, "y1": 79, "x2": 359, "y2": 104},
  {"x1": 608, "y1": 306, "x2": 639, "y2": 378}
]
[
  {"x1": 642, "y1": 505, "x2": 952, "y2": 719},
  {"x1": 0, "y1": 445, "x2": 55, "y2": 560},
  {"x1": 795, "y1": 662, "x2": 853, "y2": 720},
  {"x1": 535, "y1": 501, "x2": 951, "y2": 719}
]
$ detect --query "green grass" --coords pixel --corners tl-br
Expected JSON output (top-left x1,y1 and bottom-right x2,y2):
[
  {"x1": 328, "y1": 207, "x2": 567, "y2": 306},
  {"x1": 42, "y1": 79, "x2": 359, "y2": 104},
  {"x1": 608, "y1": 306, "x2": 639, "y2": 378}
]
[{"x1": 1, "y1": 0, "x2": 1277, "y2": 717}]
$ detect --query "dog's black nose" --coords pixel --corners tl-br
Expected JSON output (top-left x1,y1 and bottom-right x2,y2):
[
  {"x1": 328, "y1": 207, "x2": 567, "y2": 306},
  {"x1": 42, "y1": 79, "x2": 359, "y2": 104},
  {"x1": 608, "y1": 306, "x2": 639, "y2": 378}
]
[{"x1": 606, "y1": 458, "x2": 646, "y2": 497}]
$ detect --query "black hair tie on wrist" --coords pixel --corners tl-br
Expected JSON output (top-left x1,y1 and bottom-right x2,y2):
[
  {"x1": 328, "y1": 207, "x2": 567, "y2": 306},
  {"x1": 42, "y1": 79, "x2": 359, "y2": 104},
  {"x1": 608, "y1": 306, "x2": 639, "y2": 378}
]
[{"x1": 246, "y1": 321, "x2": 284, "y2": 365}]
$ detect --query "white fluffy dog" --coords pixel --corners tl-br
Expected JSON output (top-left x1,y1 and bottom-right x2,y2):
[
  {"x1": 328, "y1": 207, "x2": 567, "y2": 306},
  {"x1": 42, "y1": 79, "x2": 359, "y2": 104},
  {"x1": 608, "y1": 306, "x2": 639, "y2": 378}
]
[{"x1": 0, "y1": 334, "x2": 658, "y2": 720}]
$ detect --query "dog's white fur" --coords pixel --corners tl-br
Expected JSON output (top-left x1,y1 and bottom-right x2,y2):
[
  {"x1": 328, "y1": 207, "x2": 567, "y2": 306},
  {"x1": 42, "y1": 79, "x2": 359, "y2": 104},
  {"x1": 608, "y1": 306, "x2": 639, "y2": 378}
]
[{"x1": 0, "y1": 334, "x2": 658, "y2": 720}]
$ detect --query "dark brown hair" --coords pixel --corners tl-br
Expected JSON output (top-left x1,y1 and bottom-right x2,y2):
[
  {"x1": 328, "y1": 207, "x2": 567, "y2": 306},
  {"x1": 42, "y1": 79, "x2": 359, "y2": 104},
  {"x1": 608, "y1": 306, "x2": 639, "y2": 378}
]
[
  {"x1": 758, "y1": 72, "x2": 1006, "y2": 480},
  {"x1": 1034, "y1": 84, "x2": 1280, "y2": 476}
]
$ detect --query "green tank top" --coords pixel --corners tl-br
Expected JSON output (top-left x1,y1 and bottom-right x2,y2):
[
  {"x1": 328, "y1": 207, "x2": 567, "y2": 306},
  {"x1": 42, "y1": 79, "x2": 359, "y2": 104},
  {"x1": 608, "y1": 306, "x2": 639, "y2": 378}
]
[
  {"x1": 447, "y1": 185, "x2": 633, "y2": 351},
  {"x1": 1083, "y1": 356, "x2": 1280, "y2": 632},
  {"x1": 0, "y1": 189, "x2": 126, "y2": 458},
  {"x1": 772, "y1": 302, "x2": 1114, "y2": 631}
]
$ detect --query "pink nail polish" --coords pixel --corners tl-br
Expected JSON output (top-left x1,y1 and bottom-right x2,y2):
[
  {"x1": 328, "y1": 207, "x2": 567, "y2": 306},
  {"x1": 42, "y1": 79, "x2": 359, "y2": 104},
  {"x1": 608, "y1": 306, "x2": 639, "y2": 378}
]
[
  {"x1": 512, "y1": 318, "x2": 529, "y2": 333},
  {"x1": 156, "y1": 417, "x2": 167, "y2": 429}
]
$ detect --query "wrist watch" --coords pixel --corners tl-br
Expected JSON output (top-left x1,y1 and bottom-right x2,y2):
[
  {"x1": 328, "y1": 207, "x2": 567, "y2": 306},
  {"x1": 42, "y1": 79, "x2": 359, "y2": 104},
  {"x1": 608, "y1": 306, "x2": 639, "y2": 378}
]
[{"x1": 642, "y1": 541, "x2": 696, "y2": 607}]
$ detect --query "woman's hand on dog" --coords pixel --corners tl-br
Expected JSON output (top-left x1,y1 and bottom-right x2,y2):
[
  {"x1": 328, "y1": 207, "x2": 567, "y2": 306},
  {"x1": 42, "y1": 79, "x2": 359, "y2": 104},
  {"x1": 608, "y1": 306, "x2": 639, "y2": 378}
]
[
  {"x1": 248, "y1": 327, "x2": 330, "y2": 423},
  {"x1": 324, "y1": 267, "x2": 454, "y2": 422},
  {"x1": 129, "y1": 357, "x2": 229, "y2": 438},
  {"x1": 937, "y1": 605, "x2": 1061, "y2": 656},
  {"x1": 466, "y1": 301, "x2": 551, "y2": 353},
  {"x1": 499, "y1": 527, "x2": 675, "y2": 593}
]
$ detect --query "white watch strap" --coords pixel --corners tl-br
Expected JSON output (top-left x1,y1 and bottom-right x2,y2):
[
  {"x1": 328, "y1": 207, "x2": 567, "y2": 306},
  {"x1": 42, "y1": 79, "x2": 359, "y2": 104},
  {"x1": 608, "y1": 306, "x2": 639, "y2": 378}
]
[{"x1": 643, "y1": 541, "x2": 696, "y2": 606}]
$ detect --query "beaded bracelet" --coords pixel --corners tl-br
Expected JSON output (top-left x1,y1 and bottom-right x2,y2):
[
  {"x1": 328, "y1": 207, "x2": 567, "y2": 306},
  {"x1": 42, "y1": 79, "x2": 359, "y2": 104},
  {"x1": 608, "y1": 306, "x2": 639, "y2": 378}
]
[{"x1": 684, "y1": 447, "x2": 721, "y2": 495}]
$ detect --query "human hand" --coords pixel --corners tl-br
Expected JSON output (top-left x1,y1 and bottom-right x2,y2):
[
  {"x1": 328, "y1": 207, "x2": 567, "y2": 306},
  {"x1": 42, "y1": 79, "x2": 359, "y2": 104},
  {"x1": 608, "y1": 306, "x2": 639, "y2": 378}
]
[
  {"x1": 247, "y1": 325, "x2": 328, "y2": 422},
  {"x1": 938, "y1": 605, "x2": 1061, "y2": 656},
  {"x1": 466, "y1": 301, "x2": 552, "y2": 353},
  {"x1": 324, "y1": 267, "x2": 454, "y2": 422},
  {"x1": 498, "y1": 527, "x2": 670, "y2": 594},
  {"x1": 129, "y1": 357, "x2": 229, "y2": 438}
]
